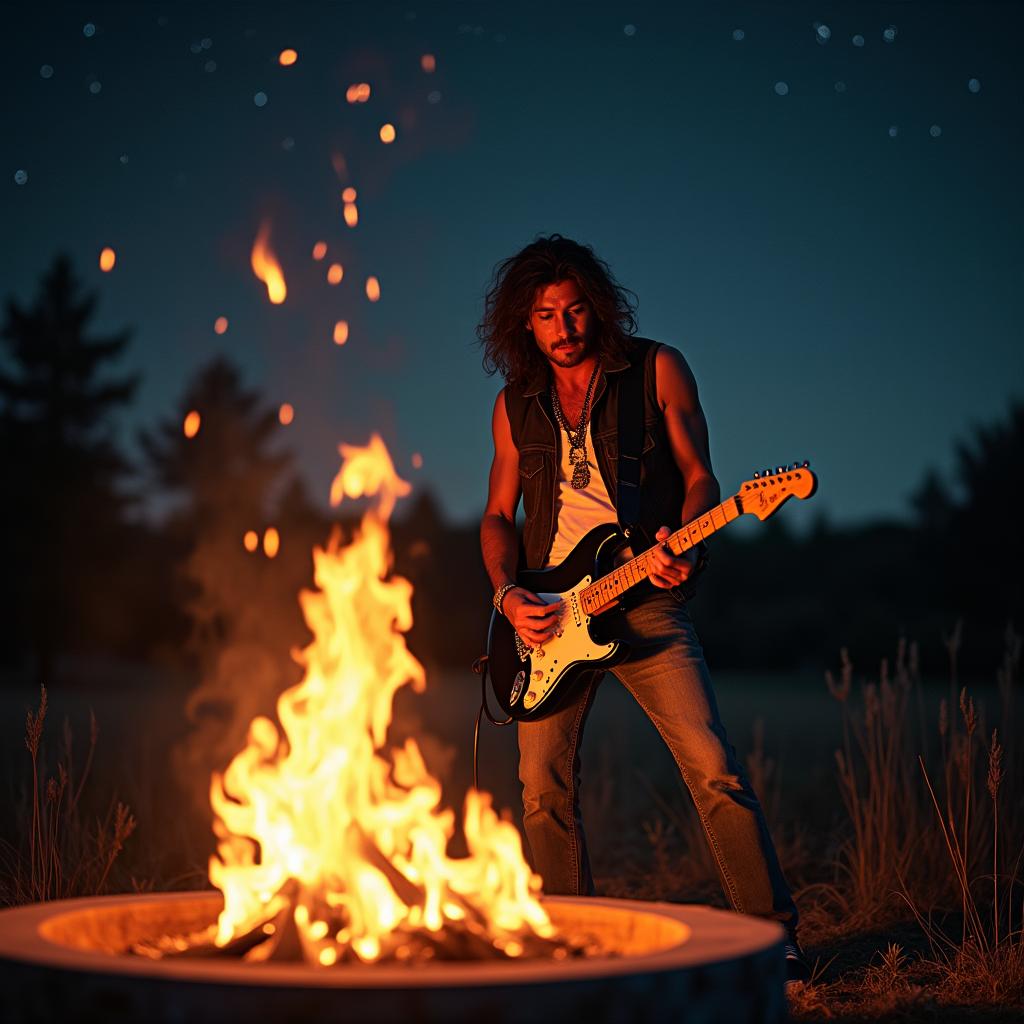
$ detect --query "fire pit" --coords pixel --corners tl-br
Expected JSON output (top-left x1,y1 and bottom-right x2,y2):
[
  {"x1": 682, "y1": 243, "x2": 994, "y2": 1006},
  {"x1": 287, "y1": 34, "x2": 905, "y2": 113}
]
[
  {"x1": 0, "y1": 891, "x2": 786, "y2": 1022},
  {"x1": 0, "y1": 439, "x2": 786, "y2": 1021}
]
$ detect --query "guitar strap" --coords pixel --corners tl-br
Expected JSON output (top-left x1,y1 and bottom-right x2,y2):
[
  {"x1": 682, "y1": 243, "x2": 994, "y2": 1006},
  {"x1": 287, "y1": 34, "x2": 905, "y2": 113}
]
[{"x1": 615, "y1": 341, "x2": 652, "y2": 543}]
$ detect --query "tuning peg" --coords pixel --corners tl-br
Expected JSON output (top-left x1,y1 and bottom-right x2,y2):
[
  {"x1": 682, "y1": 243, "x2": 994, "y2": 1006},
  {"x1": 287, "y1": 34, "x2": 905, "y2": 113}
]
[
  {"x1": 801, "y1": 460, "x2": 810, "y2": 468},
  {"x1": 764, "y1": 468, "x2": 773, "y2": 479},
  {"x1": 776, "y1": 466, "x2": 785, "y2": 475},
  {"x1": 752, "y1": 471, "x2": 760, "y2": 479}
]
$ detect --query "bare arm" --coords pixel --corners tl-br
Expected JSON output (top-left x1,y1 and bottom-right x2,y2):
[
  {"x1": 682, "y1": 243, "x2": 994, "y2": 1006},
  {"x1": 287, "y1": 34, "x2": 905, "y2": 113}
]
[
  {"x1": 480, "y1": 389, "x2": 521, "y2": 592},
  {"x1": 479, "y1": 390, "x2": 562, "y2": 645},
  {"x1": 648, "y1": 345, "x2": 721, "y2": 587}
]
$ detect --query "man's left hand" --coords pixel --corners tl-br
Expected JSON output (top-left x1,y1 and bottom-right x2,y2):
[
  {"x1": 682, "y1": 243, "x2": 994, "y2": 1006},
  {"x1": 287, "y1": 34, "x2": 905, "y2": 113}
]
[{"x1": 648, "y1": 525, "x2": 699, "y2": 589}]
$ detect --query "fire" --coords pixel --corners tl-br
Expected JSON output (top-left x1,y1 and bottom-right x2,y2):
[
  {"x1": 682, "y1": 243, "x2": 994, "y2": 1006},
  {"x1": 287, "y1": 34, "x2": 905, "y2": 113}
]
[
  {"x1": 208, "y1": 436, "x2": 555, "y2": 964},
  {"x1": 251, "y1": 222, "x2": 287, "y2": 304}
]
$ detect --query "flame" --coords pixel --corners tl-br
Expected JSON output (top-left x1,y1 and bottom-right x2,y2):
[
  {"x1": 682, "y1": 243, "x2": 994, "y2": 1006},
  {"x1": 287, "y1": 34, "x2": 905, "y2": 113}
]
[
  {"x1": 251, "y1": 222, "x2": 287, "y2": 304},
  {"x1": 208, "y1": 435, "x2": 554, "y2": 964},
  {"x1": 243, "y1": 530, "x2": 259, "y2": 553},
  {"x1": 344, "y1": 203, "x2": 359, "y2": 228},
  {"x1": 183, "y1": 410, "x2": 201, "y2": 438},
  {"x1": 99, "y1": 247, "x2": 116, "y2": 272},
  {"x1": 379, "y1": 123, "x2": 396, "y2": 144},
  {"x1": 214, "y1": 316, "x2": 229, "y2": 335},
  {"x1": 333, "y1": 321, "x2": 349, "y2": 345},
  {"x1": 365, "y1": 276, "x2": 381, "y2": 302},
  {"x1": 279, "y1": 49, "x2": 298, "y2": 66},
  {"x1": 312, "y1": 241, "x2": 327, "y2": 261}
]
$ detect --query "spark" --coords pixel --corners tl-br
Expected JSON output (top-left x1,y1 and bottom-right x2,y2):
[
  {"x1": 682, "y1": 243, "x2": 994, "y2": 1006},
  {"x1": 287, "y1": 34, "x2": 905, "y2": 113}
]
[
  {"x1": 342, "y1": 187, "x2": 357, "y2": 203},
  {"x1": 333, "y1": 321, "x2": 349, "y2": 345},
  {"x1": 214, "y1": 316, "x2": 229, "y2": 335},
  {"x1": 263, "y1": 528, "x2": 280, "y2": 559},
  {"x1": 99, "y1": 247, "x2": 116, "y2": 272},
  {"x1": 346, "y1": 82, "x2": 371, "y2": 103},
  {"x1": 279, "y1": 49, "x2": 298, "y2": 66},
  {"x1": 421, "y1": 54, "x2": 436, "y2": 73},
  {"x1": 312, "y1": 241, "x2": 327, "y2": 260},
  {"x1": 411, "y1": 453, "x2": 423, "y2": 469},
  {"x1": 327, "y1": 263, "x2": 344, "y2": 285},
  {"x1": 279, "y1": 403, "x2": 294, "y2": 425},
  {"x1": 365, "y1": 276, "x2": 381, "y2": 302},
  {"x1": 184, "y1": 411, "x2": 201, "y2": 438},
  {"x1": 379, "y1": 123, "x2": 396, "y2": 144},
  {"x1": 243, "y1": 531, "x2": 259, "y2": 553},
  {"x1": 344, "y1": 203, "x2": 359, "y2": 227}
]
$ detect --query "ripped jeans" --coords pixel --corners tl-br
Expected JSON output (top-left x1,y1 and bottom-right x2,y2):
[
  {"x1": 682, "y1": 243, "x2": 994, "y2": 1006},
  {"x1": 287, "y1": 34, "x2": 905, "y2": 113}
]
[{"x1": 517, "y1": 591, "x2": 799, "y2": 933}]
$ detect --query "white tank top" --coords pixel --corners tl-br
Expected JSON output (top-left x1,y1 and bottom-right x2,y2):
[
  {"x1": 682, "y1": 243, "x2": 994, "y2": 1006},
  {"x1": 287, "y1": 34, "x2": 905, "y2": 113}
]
[{"x1": 544, "y1": 421, "x2": 617, "y2": 568}]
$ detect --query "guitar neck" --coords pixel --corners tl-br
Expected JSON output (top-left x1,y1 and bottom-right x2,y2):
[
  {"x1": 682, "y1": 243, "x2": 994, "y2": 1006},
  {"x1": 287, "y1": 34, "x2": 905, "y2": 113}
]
[{"x1": 579, "y1": 497, "x2": 741, "y2": 614}]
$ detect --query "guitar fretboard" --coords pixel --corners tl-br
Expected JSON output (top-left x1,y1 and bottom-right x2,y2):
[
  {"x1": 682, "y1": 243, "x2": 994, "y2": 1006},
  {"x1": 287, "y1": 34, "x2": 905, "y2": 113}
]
[{"x1": 579, "y1": 497, "x2": 741, "y2": 615}]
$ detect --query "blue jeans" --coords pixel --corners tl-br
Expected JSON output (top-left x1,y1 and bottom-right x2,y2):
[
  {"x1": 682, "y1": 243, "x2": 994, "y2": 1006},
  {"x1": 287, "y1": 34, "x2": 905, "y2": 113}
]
[{"x1": 517, "y1": 591, "x2": 799, "y2": 933}]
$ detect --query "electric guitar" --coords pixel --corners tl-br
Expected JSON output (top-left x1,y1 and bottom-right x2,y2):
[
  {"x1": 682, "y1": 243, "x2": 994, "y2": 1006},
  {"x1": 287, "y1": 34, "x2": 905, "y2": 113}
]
[{"x1": 487, "y1": 463, "x2": 818, "y2": 721}]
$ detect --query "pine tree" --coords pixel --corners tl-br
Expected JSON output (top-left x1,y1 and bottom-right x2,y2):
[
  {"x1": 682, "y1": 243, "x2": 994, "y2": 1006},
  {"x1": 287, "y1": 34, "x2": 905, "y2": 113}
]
[{"x1": 0, "y1": 255, "x2": 137, "y2": 680}]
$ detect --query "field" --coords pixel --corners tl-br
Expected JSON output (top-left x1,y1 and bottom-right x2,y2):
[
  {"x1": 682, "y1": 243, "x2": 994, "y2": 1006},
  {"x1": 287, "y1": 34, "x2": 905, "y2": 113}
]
[{"x1": 1, "y1": 625, "x2": 1021, "y2": 1021}]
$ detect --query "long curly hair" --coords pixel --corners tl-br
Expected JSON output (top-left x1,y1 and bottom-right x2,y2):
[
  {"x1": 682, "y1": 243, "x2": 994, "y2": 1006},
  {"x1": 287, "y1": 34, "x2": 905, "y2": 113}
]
[{"x1": 477, "y1": 235, "x2": 638, "y2": 388}]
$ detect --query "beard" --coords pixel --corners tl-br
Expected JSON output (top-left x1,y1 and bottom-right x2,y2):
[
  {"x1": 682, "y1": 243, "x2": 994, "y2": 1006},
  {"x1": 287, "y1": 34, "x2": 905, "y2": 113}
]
[{"x1": 545, "y1": 337, "x2": 590, "y2": 368}]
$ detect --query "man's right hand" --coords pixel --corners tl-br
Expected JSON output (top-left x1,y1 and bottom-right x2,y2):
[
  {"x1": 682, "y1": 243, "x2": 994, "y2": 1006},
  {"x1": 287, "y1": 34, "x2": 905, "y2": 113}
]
[{"x1": 502, "y1": 588, "x2": 564, "y2": 648}]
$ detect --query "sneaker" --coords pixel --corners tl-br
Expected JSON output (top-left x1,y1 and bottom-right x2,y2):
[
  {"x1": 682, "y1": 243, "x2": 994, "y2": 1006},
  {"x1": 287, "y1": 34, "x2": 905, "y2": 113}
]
[{"x1": 784, "y1": 939, "x2": 811, "y2": 985}]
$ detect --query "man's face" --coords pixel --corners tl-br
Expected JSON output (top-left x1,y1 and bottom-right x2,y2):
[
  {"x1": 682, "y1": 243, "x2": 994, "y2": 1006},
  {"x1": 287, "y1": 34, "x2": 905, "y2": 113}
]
[{"x1": 527, "y1": 280, "x2": 596, "y2": 369}]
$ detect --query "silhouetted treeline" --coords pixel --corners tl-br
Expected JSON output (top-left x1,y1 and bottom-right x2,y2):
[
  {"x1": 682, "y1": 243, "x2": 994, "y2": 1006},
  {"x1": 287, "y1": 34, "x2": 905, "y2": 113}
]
[{"x1": 0, "y1": 257, "x2": 1019, "y2": 688}]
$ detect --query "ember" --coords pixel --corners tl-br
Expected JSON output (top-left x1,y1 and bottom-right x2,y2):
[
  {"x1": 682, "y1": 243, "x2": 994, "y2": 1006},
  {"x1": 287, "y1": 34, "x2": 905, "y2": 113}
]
[{"x1": 143, "y1": 437, "x2": 581, "y2": 966}]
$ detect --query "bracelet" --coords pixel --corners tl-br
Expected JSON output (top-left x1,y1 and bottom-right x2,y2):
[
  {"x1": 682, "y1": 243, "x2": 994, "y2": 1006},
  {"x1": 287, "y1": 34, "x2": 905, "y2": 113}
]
[{"x1": 493, "y1": 582, "x2": 517, "y2": 617}]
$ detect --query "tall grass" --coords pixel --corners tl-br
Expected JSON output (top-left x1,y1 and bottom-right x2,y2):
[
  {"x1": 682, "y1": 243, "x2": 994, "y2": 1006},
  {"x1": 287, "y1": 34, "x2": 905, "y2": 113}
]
[{"x1": 0, "y1": 685, "x2": 137, "y2": 906}]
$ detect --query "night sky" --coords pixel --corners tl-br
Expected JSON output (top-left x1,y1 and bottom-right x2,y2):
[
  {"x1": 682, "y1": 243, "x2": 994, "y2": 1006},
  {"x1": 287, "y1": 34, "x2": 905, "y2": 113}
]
[{"x1": 4, "y1": 2, "x2": 1022, "y2": 531}]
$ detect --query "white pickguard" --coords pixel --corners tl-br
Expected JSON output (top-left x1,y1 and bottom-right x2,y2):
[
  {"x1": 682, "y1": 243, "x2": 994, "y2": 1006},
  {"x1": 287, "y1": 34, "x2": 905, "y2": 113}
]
[{"x1": 514, "y1": 577, "x2": 619, "y2": 713}]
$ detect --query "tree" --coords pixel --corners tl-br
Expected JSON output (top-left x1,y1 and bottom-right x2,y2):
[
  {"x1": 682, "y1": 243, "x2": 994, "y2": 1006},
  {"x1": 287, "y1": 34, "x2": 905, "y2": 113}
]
[
  {"x1": 140, "y1": 357, "x2": 328, "y2": 805},
  {"x1": 0, "y1": 255, "x2": 138, "y2": 679}
]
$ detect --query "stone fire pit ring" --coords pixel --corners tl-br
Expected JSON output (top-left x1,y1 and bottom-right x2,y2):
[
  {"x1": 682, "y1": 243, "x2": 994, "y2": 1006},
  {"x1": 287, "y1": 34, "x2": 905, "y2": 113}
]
[{"x1": 0, "y1": 891, "x2": 786, "y2": 1022}]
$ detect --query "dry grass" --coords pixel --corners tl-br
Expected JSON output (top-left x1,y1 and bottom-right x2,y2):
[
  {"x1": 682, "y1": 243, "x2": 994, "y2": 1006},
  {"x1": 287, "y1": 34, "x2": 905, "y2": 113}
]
[{"x1": 0, "y1": 685, "x2": 137, "y2": 906}]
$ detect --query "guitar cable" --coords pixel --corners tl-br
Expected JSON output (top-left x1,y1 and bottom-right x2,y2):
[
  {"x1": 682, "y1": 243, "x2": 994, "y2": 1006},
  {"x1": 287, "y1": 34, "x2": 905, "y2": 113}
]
[{"x1": 471, "y1": 655, "x2": 512, "y2": 791}]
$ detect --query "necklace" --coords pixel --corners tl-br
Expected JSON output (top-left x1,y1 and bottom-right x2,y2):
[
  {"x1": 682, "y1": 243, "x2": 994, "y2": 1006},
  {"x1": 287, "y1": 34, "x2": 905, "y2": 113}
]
[{"x1": 550, "y1": 359, "x2": 602, "y2": 490}]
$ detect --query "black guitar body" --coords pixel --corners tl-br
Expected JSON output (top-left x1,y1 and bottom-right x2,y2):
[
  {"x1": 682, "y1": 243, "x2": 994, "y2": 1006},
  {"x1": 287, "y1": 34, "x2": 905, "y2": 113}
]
[{"x1": 486, "y1": 523, "x2": 634, "y2": 722}]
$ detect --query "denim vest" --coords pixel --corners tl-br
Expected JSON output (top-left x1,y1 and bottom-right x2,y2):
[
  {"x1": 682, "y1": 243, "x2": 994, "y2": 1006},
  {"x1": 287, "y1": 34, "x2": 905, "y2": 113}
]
[{"x1": 504, "y1": 338, "x2": 687, "y2": 571}]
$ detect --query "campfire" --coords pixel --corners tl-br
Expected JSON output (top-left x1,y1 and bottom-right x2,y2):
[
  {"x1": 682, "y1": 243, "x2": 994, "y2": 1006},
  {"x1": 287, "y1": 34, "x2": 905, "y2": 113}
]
[
  {"x1": 137, "y1": 436, "x2": 579, "y2": 966},
  {"x1": 0, "y1": 439, "x2": 786, "y2": 1019}
]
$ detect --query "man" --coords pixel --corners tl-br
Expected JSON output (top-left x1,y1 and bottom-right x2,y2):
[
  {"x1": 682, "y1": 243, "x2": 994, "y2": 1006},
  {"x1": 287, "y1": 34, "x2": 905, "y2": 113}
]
[{"x1": 477, "y1": 234, "x2": 809, "y2": 982}]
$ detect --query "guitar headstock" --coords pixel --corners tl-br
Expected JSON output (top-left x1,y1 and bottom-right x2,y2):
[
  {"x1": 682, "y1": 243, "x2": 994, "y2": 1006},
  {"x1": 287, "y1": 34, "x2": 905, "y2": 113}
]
[{"x1": 737, "y1": 462, "x2": 818, "y2": 521}]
